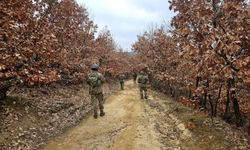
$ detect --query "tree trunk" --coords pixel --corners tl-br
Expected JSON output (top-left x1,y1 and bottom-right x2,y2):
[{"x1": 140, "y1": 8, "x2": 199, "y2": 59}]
[
  {"x1": 196, "y1": 76, "x2": 201, "y2": 88},
  {"x1": 208, "y1": 95, "x2": 214, "y2": 117},
  {"x1": 188, "y1": 89, "x2": 192, "y2": 99},
  {"x1": 203, "y1": 92, "x2": 207, "y2": 109},
  {"x1": 224, "y1": 80, "x2": 231, "y2": 120},
  {"x1": 224, "y1": 76, "x2": 243, "y2": 126},
  {"x1": 202, "y1": 79, "x2": 209, "y2": 109},
  {"x1": 231, "y1": 87, "x2": 243, "y2": 127},
  {"x1": 214, "y1": 84, "x2": 222, "y2": 117}
]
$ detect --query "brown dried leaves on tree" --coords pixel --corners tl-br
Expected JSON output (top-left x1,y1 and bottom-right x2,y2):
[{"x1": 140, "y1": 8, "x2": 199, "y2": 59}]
[
  {"x1": 0, "y1": 0, "x2": 132, "y2": 86},
  {"x1": 133, "y1": 0, "x2": 250, "y2": 126}
]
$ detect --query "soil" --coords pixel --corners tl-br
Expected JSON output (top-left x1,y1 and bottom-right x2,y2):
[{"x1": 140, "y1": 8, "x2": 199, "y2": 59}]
[
  {"x1": 0, "y1": 80, "x2": 249, "y2": 150},
  {"x1": 42, "y1": 81, "x2": 250, "y2": 150},
  {"x1": 0, "y1": 82, "x2": 118, "y2": 150}
]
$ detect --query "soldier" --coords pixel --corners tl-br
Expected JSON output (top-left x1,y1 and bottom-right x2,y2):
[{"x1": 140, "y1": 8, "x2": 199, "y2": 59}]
[
  {"x1": 118, "y1": 73, "x2": 126, "y2": 90},
  {"x1": 132, "y1": 72, "x2": 137, "y2": 84},
  {"x1": 137, "y1": 70, "x2": 149, "y2": 99},
  {"x1": 86, "y1": 64, "x2": 105, "y2": 119}
]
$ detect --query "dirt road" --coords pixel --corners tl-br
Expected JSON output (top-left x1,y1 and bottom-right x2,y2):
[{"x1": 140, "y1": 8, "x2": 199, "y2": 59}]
[
  {"x1": 43, "y1": 81, "x2": 162, "y2": 150},
  {"x1": 43, "y1": 81, "x2": 250, "y2": 150}
]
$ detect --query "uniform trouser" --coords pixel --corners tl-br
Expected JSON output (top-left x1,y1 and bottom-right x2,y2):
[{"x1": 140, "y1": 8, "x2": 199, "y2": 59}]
[
  {"x1": 91, "y1": 93, "x2": 104, "y2": 115},
  {"x1": 133, "y1": 77, "x2": 136, "y2": 83},
  {"x1": 120, "y1": 81, "x2": 124, "y2": 90},
  {"x1": 139, "y1": 86, "x2": 148, "y2": 99},
  {"x1": 0, "y1": 92, "x2": 6, "y2": 100}
]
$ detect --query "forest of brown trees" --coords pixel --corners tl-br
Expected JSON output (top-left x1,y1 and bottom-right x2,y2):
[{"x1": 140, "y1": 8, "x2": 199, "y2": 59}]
[
  {"x1": 0, "y1": 0, "x2": 134, "y2": 88},
  {"x1": 133, "y1": 0, "x2": 250, "y2": 127},
  {"x1": 1, "y1": 0, "x2": 250, "y2": 129}
]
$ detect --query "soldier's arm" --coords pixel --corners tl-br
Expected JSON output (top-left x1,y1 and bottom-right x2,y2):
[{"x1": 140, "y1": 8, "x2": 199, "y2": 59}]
[
  {"x1": 146, "y1": 75, "x2": 150, "y2": 83},
  {"x1": 100, "y1": 73, "x2": 105, "y2": 84},
  {"x1": 85, "y1": 74, "x2": 90, "y2": 85},
  {"x1": 137, "y1": 76, "x2": 141, "y2": 83}
]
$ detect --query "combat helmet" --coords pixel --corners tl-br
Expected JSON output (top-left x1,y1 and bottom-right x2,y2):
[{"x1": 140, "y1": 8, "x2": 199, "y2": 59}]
[
  {"x1": 91, "y1": 64, "x2": 99, "y2": 70},
  {"x1": 140, "y1": 70, "x2": 145, "y2": 75}
]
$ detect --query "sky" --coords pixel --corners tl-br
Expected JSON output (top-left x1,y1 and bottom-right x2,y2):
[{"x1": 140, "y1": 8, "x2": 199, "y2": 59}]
[{"x1": 76, "y1": 0, "x2": 175, "y2": 51}]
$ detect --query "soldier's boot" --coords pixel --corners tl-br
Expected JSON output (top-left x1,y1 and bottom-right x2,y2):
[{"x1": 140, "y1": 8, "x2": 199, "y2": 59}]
[
  {"x1": 94, "y1": 110, "x2": 98, "y2": 119},
  {"x1": 140, "y1": 90, "x2": 144, "y2": 99},
  {"x1": 140, "y1": 88, "x2": 145, "y2": 99},
  {"x1": 144, "y1": 92, "x2": 148, "y2": 99},
  {"x1": 120, "y1": 82, "x2": 124, "y2": 90},
  {"x1": 100, "y1": 109, "x2": 105, "y2": 117},
  {"x1": 99, "y1": 105, "x2": 105, "y2": 117}
]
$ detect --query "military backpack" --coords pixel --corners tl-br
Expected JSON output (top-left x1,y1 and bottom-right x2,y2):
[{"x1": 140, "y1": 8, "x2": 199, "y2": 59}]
[
  {"x1": 88, "y1": 72, "x2": 101, "y2": 88},
  {"x1": 138, "y1": 75, "x2": 148, "y2": 84}
]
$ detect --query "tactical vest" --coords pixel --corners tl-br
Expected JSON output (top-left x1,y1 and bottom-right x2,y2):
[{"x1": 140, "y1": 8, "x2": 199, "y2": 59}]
[{"x1": 87, "y1": 72, "x2": 103, "y2": 94}]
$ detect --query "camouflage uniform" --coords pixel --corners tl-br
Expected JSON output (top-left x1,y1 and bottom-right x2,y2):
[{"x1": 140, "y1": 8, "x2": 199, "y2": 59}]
[
  {"x1": 132, "y1": 72, "x2": 137, "y2": 84},
  {"x1": 118, "y1": 74, "x2": 126, "y2": 90},
  {"x1": 137, "y1": 71, "x2": 149, "y2": 99},
  {"x1": 87, "y1": 66, "x2": 105, "y2": 119}
]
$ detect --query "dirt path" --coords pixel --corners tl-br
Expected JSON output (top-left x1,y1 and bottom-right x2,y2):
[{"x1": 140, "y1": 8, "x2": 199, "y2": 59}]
[
  {"x1": 43, "y1": 81, "x2": 162, "y2": 150},
  {"x1": 43, "y1": 81, "x2": 250, "y2": 150}
]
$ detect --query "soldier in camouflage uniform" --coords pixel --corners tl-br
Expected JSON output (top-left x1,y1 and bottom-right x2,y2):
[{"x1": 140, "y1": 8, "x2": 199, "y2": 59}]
[
  {"x1": 86, "y1": 64, "x2": 105, "y2": 119},
  {"x1": 137, "y1": 70, "x2": 149, "y2": 99},
  {"x1": 118, "y1": 73, "x2": 126, "y2": 90},
  {"x1": 132, "y1": 72, "x2": 137, "y2": 84}
]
